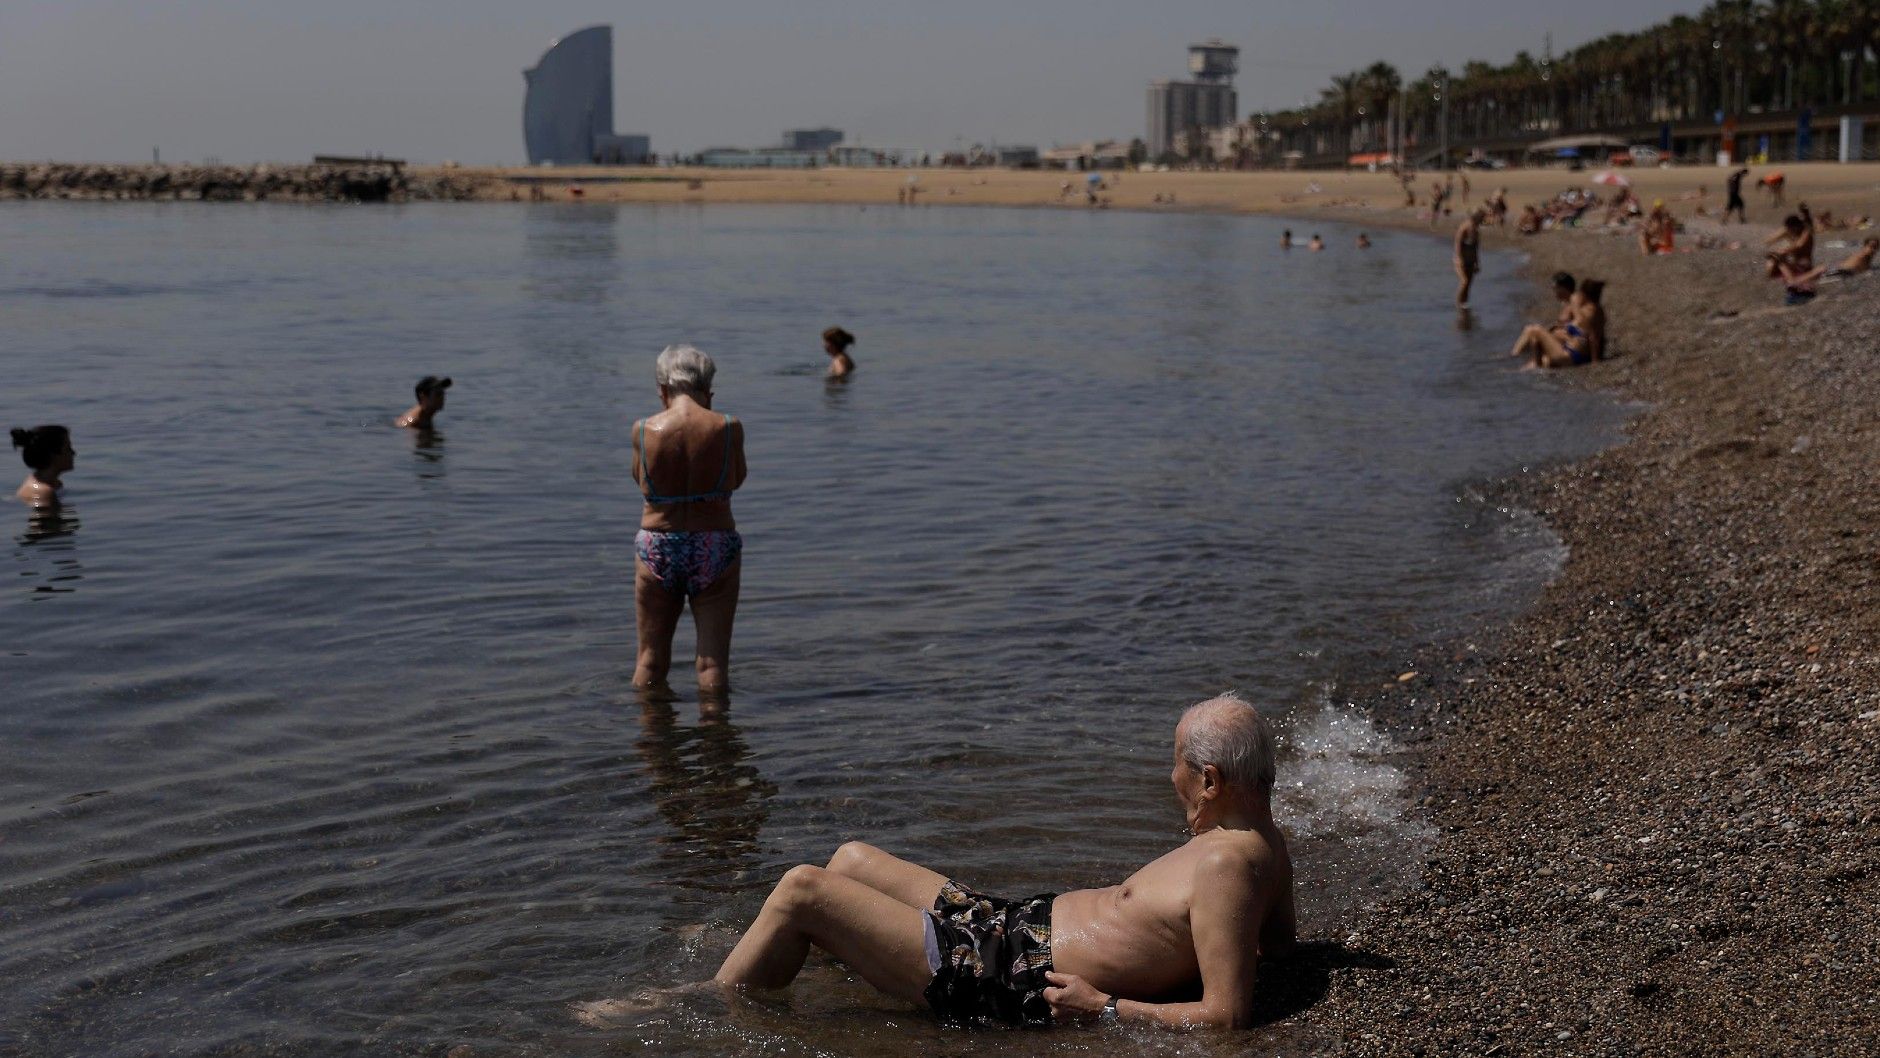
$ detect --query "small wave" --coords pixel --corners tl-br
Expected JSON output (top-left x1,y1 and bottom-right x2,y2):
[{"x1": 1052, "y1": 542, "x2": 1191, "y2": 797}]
[{"x1": 1274, "y1": 699, "x2": 1427, "y2": 847}]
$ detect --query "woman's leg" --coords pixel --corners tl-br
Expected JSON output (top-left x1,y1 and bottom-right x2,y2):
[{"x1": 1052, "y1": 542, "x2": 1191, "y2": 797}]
[
  {"x1": 690, "y1": 558, "x2": 740, "y2": 694},
  {"x1": 634, "y1": 561, "x2": 685, "y2": 688},
  {"x1": 1510, "y1": 323, "x2": 1546, "y2": 357},
  {"x1": 826, "y1": 842, "x2": 949, "y2": 909},
  {"x1": 1530, "y1": 328, "x2": 1576, "y2": 368},
  {"x1": 715, "y1": 865, "x2": 933, "y2": 1004}
]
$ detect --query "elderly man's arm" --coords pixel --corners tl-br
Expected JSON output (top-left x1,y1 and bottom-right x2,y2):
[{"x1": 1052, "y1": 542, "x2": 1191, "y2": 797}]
[{"x1": 1044, "y1": 849, "x2": 1266, "y2": 1031}]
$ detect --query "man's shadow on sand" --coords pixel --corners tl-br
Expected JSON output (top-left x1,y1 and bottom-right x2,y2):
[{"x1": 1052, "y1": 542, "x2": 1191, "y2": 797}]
[{"x1": 1248, "y1": 941, "x2": 1396, "y2": 1026}]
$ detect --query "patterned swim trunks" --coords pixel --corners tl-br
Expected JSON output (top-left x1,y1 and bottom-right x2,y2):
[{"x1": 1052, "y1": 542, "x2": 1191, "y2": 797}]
[
  {"x1": 922, "y1": 879, "x2": 1056, "y2": 1027},
  {"x1": 634, "y1": 529, "x2": 742, "y2": 597}
]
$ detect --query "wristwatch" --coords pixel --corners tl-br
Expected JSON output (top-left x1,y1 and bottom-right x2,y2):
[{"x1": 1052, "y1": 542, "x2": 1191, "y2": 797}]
[{"x1": 1099, "y1": 996, "x2": 1120, "y2": 1024}]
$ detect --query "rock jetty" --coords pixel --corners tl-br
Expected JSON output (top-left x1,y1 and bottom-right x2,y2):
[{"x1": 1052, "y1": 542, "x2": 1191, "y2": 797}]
[{"x1": 0, "y1": 163, "x2": 489, "y2": 203}]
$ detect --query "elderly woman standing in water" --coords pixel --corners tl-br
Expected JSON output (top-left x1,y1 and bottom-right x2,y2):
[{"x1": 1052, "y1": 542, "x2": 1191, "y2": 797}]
[{"x1": 631, "y1": 345, "x2": 747, "y2": 694}]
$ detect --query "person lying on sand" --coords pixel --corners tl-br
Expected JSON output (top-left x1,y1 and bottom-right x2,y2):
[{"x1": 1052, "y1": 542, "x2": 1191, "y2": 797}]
[
  {"x1": 1512, "y1": 279, "x2": 1604, "y2": 368},
  {"x1": 712, "y1": 694, "x2": 1296, "y2": 1029},
  {"x1": 1765, "y1": 205, "x2": 1815, "y2": 283},
  {"x1": 1782, "y1": 237, "x2": 1878, "y2": 293},
  {"x1": 396, "y1": 375, "x2": 451, "y2": 429}
]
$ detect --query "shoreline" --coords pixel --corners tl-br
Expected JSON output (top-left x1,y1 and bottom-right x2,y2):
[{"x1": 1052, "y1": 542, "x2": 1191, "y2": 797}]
[
  {"x1": 10, "y1": 160, "x2": 1874, "y2": 1050},
  {"x1": 1275, "y1": 216, "x2": 1878, "y2": 1052}
]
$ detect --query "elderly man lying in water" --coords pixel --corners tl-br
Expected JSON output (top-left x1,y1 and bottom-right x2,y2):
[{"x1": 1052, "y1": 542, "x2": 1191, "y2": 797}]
[{"x1": 711, "y1": 694, "x2": 1295, "y2": 1030}]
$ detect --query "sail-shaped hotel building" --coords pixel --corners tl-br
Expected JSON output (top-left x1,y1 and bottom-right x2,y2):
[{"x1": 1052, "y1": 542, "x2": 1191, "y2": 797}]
[{"x1": 523, "y1": 26, "x2": 648, "y2": 165}]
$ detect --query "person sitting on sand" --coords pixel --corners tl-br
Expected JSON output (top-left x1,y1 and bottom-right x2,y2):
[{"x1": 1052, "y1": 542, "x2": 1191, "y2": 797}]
[
  {"x1": 396, "y1": 376, "x2": 451, "y2": 429},
  {"x1": 1782, "y1": 236, "x2": 1879, "y2": 293},
  {"x1": 1547, "y1": 272, "x2": 1577, "y2": 326},
  {"x1": 1511, "y1": 279, "x2": 1604, "y2": 368},
  {"x1": 1683, "y1": 184, "x2": 1712, "y2": 218},
  {"x1": 1454, "y1": 209, "x2": 1485, "y2": 307},
  {"x1": 712, "y1": 694, "x2": 1296, "y2": 1029},
  {"x1": 1517, "y1": 204, "x2": 1543, "y2": 235},
  {"x1": 822, "y1": 327, "x2": 856, "y2": 379},
  {"x1": 1765, "y1": 204, "x2": 1815, "y2": 283},
  {"x1": 11, "y1": 425, "x2": 74, "y2": 509},
  {"x1": 631, "y1": 345, "x2": 747, "y2": 694},
  {"x1": 1356, "y1": 232, "x2": 1372, "y2": 249},
  {"x1": 1307, "y1": 234, "x2": 1324, "y2": 252},
  {"x1": 1638, "y1": 200, "x2": 1674, "y2": 255}
]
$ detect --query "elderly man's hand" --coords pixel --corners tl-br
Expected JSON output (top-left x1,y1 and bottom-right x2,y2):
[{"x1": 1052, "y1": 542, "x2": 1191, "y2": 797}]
[{"x1": 1042, "y1": 971, "x2": 1110, "y2": 1023}]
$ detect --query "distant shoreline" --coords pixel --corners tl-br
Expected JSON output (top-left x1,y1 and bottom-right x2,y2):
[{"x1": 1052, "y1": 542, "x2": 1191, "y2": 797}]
[{"x1": 6, "y1": 161, "x2": 1877, "y2": 222}]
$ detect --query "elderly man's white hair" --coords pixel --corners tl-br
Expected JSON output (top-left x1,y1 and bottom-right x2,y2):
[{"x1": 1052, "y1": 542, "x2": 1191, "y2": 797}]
[
  {"x1": 1180, "y1": 692, "x2": 1276, "y2": 792},
  {"x1": 656, "y1": 343, "x2": 716, "y2": 396}
]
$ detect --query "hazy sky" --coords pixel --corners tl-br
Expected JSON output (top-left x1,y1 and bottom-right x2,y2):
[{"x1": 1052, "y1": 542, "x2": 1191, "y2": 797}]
[{"x1": 2, "y1": 1, "x2": 1701, "y2": 164}]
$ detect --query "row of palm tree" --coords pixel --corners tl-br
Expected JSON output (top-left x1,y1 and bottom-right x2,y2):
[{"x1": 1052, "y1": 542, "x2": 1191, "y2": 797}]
[{"x1": 1246, "y1": 1, "x2": 1878, "y2": 162}]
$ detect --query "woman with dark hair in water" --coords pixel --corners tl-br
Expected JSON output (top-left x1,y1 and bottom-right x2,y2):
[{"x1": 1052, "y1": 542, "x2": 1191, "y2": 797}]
[
  {"x1": 11, "y1": 425, "x2": 74, "y2": 508},
  {"x1": 822, "y1": 327, "x2": 856, "y2": 379}
]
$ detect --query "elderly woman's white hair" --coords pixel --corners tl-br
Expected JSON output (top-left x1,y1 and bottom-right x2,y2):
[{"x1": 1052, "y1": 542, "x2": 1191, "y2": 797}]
[
  {"x1": 1179, "y1": 692, "x2": 1276, "y2": 792},
  {"x1": 655, "y1": 344, "x2": 716, "y2": 397}
]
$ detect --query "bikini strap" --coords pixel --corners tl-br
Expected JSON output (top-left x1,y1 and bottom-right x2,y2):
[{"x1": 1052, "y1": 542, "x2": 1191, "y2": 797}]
[{"x1": 714, "y1": 414, "x2": 734, "y2": 491}]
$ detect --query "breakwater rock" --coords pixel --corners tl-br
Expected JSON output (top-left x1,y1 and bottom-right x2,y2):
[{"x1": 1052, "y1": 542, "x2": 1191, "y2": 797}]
[{"x1": 0, "y1": 163, "x2": 488, "y2": 203}]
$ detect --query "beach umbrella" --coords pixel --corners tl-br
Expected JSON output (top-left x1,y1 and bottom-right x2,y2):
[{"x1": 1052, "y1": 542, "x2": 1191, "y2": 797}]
[{"x1": 1592, "y1": 171, "x2": 1630, "y2": 187}]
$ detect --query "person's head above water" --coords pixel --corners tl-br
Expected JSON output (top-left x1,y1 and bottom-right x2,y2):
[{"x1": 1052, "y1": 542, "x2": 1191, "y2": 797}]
[
  {"x1": 414, "y1": 375, "x2": 451, "y2": 407},
  {"x1": 11, "y1": 425, "x2": 73, "y2": 477},
  {"x1": 1172, "y1": 693, "x2": 1277, "y2": 833},
  {"x1": 822, "y1": 327, "x2": 855, "y2": 355},
  {"x1": 655, "y1": 343, "x2": 716, "y2": 402},
  {"x1": 1552, "y1": 271, "x2": 1577, "y2": 299}
]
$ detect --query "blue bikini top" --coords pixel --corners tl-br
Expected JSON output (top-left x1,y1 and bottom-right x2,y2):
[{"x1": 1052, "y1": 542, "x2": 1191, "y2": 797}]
[{"x1": 638, "y1": 414, "x2": 735, "y2": 505}]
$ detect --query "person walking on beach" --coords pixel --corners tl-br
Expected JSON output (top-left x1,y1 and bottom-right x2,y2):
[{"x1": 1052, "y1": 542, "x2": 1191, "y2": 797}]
[
  {"x1": 1454, "y1": 209, "x2": 1484, "y2": 308},
  {"x1": 396, "y1": 376, "x2": 451, "y2": 429},
  {"x1": 11, "y1": 425, "x2": 74, "y2": 509},
  {"x1": 631, "y1": 344, "x2": 747, "y2": 694},
  {"x1": 711, "y1": 694, "x2": 1296, "y2": 1029},
  {"x1": 1723, "y1": 167, "x2": 1750, "y2": 224},
  {"x1": 822, "y1": 327, "x2": 856, "y2": 379}
]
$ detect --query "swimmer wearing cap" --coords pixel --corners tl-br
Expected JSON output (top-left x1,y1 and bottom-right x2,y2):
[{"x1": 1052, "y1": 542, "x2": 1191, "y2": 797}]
[{"x1": 396, "y1": 375, "x2": 452, "y2": 429}]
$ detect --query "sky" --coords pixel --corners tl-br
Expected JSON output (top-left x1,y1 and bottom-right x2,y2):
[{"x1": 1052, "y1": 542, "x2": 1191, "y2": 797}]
[{"x1": 0, "y1": 1, "x2": 1703, "y2": 165}]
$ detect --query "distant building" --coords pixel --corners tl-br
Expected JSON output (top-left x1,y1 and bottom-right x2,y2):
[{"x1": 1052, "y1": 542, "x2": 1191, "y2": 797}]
[
  {"x1": 785, "y1": 128, "x2": 845, "y2": 152},
  {"x1": 699, "y1": 148, "x2": 822, "y2": 168},
  {"x1": 1147, "y1": 40, "x2": 1239, "y2": 160},
  {"x1": 994, "y1": 145, "x2": 1040, "y2": 167},
  {"x1": 523, "y1": 26, "x2": 651, "y2": 165}
]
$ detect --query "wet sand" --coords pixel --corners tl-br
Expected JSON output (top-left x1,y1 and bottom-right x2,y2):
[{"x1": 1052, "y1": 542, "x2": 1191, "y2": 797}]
[{"x1": 1260, "y1": 216, "x2": 1879, "y2": 1053}]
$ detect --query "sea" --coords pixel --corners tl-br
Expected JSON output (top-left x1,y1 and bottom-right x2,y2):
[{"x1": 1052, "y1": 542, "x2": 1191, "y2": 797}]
[{"x1": 0, "y1": 201, "x2": 1621, "y2": 1057}]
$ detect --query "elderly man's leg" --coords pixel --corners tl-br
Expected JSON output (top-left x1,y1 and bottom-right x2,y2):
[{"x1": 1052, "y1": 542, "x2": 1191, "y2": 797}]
[
  {"x1": 825, "y1": 842, "x2": 948, "y2": 909},
  {"x1": 716, "y1": 865, "x2": 932, "y2": 1004}
]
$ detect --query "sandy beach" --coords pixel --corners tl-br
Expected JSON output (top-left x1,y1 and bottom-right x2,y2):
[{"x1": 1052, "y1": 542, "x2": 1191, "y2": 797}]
[
  {"x1": 1253, "y1": 209, "x2": 1880, "y2": 1053},
  {"x1": 423, "y1": 160, "x2": 1880, "y2": 223}
]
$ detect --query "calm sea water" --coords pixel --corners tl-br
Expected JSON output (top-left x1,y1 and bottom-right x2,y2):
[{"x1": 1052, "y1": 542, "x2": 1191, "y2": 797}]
[{"x1": 0, "y1": 202, "x2": 1618, "y2": 1057}]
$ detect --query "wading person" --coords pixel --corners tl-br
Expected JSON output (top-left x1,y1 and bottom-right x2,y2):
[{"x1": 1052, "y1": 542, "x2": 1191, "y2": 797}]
[
  {"x1": 1454, "y1": 209, "x2": 1485, "y2": 308},
  {"x1": 822, "y1": 327, "x2": 856, "y2": 379},
  {"x1": 632, "y1": 344, "x2": 746, "y2": 694},
  {"x1": 396, "y1": 376, "x2": 452, "y2": 429},
  {"x1": 714, "y1": 694, "x2": 1297, "y2": 1030},
  {"x1": 11, "y1": 425, "x2": 74, "y2": 509}
]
